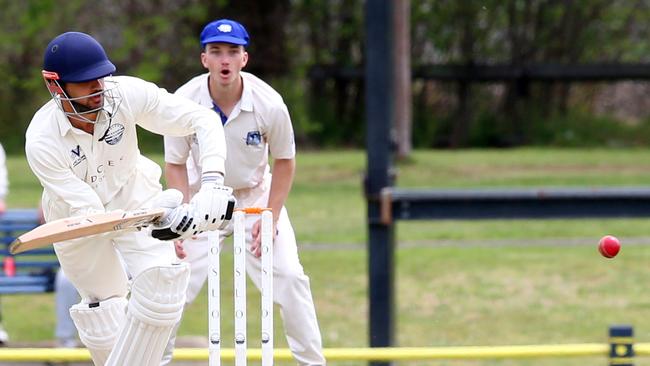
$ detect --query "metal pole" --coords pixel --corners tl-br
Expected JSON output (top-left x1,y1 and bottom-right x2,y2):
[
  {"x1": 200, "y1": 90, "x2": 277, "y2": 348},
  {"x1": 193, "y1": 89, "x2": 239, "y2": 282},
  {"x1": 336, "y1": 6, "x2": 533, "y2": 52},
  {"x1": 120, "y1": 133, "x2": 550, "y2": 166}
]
[{"x1": 365, "y1": 1, "x2": 395, "y2": 365}]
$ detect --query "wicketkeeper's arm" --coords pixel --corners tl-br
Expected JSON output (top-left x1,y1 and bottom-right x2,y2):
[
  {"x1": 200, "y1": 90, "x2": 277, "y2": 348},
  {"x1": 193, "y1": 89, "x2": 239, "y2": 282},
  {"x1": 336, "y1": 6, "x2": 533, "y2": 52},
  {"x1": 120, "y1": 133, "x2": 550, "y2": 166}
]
[
  {"x1": 267, "y1": 158, "x2": 295, "y2": 223},
  {"x1": 165, "y1": 162, "x2": 191, "y2": 203}
]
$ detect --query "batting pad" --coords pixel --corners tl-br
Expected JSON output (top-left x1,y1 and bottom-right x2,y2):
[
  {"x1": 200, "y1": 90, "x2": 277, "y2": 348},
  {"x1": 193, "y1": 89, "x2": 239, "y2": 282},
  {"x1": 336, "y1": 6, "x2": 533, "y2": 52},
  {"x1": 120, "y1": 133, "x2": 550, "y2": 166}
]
[
  {"x1": 69, "y1": 297, "x2": 128, "y2": 366},
  {"x1": 106, "y1": 263, "x2": 190, "y2": 366}
]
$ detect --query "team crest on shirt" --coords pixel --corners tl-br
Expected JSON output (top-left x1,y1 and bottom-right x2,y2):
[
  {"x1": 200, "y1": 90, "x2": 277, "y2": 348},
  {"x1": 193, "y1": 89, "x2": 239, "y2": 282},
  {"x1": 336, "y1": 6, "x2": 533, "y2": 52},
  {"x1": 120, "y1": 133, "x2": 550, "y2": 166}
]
[
  {"x1": 99, "y1": 123, "x2": 125, "y2": 145},
  {"x1": 70, "y1": 145, "x2": 87, "y2": 167},
  {"x1": 245, "y1": 131, "x2": 262, "y2": 146}
]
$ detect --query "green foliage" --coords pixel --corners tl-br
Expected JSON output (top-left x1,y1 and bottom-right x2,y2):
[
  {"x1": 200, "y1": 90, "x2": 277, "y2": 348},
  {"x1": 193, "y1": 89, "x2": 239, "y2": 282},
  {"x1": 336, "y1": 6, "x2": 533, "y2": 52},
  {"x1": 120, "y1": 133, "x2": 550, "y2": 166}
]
[
  {"x1": 412, "y1": 104, "x2": 451, "y2": 148},
  {"x1": 528, "y1": 111, "x2": 632, "y2": 147},
  {"x1": 408, "y1": 0, "x2": 650, "y2": 149},
  {"x1": 466, "y1": 112, "x2": 506, "y2": 147},
  {"x1": 267, "y1": 77, "x2": 323, "y2": 147},
  {"x1": 0, "y1": 1, "x2": 649, "y2": 152}
]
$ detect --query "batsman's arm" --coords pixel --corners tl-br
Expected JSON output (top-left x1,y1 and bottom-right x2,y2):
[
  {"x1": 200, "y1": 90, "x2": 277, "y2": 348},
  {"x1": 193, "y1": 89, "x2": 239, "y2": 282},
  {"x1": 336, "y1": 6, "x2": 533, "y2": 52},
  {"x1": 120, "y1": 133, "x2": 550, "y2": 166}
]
[{"x1": 124, "y1": 76, "x2": 226, "y2": 177}]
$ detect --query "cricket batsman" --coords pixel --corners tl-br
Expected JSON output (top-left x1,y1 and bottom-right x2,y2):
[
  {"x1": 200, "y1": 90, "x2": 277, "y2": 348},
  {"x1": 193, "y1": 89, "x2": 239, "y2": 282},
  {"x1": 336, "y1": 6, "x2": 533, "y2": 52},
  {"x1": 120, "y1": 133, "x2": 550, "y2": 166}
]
[{"x1": 25, "y1": 31, "x2": 234, "y2": 365}]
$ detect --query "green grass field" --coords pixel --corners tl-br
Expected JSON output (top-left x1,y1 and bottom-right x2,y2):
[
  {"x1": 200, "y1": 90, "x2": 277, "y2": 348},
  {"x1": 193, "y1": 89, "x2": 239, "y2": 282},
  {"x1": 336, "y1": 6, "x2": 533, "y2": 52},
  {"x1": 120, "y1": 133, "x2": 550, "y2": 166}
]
[{"x1": 5, "y1": 148, "x2": 650, "y2": 365}]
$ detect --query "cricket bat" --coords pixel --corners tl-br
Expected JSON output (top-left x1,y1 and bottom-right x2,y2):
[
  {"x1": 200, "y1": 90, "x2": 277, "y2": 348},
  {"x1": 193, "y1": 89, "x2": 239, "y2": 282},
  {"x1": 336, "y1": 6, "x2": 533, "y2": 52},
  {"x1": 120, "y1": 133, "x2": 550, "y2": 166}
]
[{"x1": 9, "y1": 208, "x2": 165, "y2": 254}]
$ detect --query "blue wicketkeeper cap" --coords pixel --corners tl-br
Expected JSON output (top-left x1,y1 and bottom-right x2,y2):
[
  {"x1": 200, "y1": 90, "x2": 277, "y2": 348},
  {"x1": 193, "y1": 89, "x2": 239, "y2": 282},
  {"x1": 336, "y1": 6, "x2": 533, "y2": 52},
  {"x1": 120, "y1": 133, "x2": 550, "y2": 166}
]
[{"x1": 200, "y1": 19, "x2": 250, "y2": 48}]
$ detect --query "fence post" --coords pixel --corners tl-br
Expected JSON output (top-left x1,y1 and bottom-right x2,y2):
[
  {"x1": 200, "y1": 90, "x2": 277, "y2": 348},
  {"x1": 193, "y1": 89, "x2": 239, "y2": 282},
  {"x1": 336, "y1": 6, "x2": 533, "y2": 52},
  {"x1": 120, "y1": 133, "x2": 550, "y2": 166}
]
[{"x1": 609, "y1": 325, "x2": 634, "y2": 366}]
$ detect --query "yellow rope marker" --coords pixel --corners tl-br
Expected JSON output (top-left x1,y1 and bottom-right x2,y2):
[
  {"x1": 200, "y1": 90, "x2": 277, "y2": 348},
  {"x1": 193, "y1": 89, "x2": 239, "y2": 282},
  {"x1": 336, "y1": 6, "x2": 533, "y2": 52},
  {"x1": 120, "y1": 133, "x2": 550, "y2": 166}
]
[{"x1": 0, "y1": 345, "x2": 617, "y2": 362}]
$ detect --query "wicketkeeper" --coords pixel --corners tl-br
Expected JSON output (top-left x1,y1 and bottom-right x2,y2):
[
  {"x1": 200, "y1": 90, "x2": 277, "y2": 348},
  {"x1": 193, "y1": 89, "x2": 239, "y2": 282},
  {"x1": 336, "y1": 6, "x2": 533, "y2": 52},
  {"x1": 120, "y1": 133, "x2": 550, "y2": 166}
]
[{"x1": 163, "y1": 19, "x2": 326, "y2": 365}]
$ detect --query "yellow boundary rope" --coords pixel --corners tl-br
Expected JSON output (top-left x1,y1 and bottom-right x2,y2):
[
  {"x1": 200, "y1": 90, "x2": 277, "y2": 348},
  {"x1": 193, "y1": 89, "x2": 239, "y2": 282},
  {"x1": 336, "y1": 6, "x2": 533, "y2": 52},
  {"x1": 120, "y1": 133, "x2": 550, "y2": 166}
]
[{"x1": 2, "y1": 343, "x2": 648, "y2": 362}]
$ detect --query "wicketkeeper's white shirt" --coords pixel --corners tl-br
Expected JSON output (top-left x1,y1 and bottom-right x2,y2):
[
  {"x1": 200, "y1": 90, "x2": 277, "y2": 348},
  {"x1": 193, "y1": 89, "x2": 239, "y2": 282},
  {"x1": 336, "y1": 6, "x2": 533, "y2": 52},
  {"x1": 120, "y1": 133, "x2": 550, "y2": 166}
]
[
  {"x1": 164, "y1": 72, "x2": 295, "y2": 195},
  {"x1": 26, "y1": 75, "x2": 226, "y2": 220}
]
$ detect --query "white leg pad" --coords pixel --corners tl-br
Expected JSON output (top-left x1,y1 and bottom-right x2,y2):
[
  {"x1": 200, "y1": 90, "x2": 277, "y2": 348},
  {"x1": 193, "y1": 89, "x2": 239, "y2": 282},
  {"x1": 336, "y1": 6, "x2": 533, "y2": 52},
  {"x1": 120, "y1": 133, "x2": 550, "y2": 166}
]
[
  {"x1": 69, "y1": 297, "x2": 128, "y2": 366},
  {"x1": 106, "y1": 263, "x2": 190, "y2": 366},
  {"x1": 160, "y1": 320, "x2": 182, "y2": 366}
]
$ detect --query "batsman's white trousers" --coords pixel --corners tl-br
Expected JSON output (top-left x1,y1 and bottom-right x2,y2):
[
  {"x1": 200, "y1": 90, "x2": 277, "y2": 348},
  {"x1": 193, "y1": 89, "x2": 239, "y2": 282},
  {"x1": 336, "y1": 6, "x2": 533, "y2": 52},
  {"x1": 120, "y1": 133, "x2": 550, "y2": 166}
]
[{"x1": 179, "y1": 177, "x2": 326, "y2": 366}]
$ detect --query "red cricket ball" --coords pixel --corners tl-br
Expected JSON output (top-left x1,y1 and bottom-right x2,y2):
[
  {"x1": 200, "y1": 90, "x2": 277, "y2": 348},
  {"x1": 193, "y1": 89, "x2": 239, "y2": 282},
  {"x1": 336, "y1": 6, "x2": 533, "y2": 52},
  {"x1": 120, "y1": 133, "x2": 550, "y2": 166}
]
[{"x1": 598, "y1": 235, "x2": 621, "y2": 258}]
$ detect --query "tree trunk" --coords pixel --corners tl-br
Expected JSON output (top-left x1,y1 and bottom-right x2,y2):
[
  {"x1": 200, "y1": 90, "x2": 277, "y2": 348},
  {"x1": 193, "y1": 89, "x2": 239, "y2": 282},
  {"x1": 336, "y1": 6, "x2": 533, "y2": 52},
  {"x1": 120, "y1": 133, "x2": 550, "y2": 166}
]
[{"x1": 394, "y1": 0, "x2": 412, "y2": 159}]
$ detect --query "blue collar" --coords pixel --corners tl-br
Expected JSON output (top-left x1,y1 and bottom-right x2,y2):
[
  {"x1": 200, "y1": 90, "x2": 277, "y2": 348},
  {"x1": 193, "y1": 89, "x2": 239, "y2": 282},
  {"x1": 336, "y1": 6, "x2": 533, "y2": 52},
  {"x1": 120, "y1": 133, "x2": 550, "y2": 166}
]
[{"x1": 211, "y1": 102, "x2": 228, "y2": 125}]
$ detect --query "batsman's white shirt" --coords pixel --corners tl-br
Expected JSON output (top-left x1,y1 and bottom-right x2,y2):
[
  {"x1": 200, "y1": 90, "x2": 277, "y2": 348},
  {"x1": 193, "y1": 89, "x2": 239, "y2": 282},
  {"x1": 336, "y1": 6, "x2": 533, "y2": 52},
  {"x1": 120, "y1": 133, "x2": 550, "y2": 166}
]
[
  {"x1": 163, "y1": 72, "x2": 326, "y2": 366},
  {"x1": 25, "y1": 75, "x2": 226, "y2": 302},
  {"x1": 27, "y1": 75, "x2": 225, "y2": 218}
]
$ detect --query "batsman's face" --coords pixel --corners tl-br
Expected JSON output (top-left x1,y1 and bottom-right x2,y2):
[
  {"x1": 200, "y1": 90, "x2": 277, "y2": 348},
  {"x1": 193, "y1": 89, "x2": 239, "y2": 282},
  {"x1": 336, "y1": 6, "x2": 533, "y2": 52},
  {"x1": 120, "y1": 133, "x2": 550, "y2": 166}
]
[
  {"x1": 63, "y1": 78, "x2": 105, "y2": 112},
  {"x1": 202, "y1": 43, "x2": 248, "y2": 85}
]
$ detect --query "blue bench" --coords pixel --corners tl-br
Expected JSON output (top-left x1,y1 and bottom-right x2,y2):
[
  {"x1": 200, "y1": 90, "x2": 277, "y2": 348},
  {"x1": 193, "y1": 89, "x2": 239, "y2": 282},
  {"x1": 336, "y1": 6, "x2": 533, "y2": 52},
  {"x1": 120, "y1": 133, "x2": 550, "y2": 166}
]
[{"x1": 0, "y1": 209, "x2": 59, "y2": 294}]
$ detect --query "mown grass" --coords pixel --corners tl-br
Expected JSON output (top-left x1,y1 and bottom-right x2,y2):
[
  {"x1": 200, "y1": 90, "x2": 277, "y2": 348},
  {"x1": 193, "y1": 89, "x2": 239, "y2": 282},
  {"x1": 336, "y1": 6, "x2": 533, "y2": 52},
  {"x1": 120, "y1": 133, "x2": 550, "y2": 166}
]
[{"x1": 5, "y1": 148, "x2": 650, "y2": 365}]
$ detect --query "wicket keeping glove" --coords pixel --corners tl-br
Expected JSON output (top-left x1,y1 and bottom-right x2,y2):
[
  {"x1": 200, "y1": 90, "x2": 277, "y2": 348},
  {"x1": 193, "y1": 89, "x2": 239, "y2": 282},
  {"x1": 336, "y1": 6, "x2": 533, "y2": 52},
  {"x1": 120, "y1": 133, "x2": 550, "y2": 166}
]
[
  {"x1": 189, "y1": 172, "x2": 236, "y2": 232},
  {"x1": 151, "y1": 189, "x2": 199, "y2": 240}
]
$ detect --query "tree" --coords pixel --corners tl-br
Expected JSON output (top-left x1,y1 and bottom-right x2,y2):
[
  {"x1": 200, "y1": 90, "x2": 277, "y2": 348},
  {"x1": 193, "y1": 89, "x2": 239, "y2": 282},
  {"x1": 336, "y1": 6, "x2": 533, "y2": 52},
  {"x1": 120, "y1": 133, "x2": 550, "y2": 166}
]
[{"x1": 394, "y1": 0, "x2": 412, "y2": 159}]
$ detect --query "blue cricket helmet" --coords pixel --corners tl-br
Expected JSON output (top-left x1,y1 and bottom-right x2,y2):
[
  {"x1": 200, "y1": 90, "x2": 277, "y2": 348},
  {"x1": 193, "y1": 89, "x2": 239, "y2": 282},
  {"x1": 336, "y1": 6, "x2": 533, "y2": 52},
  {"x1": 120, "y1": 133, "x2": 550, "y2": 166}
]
[{"x1": 43, "y1": 32, "x2": 116, "y2": 83}]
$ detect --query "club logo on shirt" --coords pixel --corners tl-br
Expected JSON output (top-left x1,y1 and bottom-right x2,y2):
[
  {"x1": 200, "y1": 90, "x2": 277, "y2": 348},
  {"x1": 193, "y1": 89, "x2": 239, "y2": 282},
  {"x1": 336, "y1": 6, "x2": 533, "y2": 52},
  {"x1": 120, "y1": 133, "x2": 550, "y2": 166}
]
[
  {"x1": 70, "y1": 145, "x2": 87, "y2": 167},
  {"x1": 245, "y1": 131, "x2": 262, "y2": 146},
  {"x1": 218, "y1": 24, "x2": 232, "y2": 32},
  {"x1": 99, "y1": 123, "x2": 125, "y2": 145}
]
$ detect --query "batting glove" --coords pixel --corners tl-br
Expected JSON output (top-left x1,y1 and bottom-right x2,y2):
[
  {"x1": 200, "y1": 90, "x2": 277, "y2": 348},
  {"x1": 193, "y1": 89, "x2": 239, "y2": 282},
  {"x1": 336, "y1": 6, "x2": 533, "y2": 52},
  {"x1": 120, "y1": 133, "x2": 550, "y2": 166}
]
[
  {"x1": 189, "y1": 172, "x2": 236, "y2": 232},
  {"x1": 150, "y1": 189, "x2": 199, "y2": 240}
]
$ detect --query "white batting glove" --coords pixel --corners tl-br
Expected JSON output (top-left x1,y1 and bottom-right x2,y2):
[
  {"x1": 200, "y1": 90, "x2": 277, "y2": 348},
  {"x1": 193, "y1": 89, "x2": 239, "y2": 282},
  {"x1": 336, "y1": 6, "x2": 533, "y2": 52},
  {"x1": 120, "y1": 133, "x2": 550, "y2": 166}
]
[
  {"x1": 151, "y1": 189, "x2": 199, "y2": 240},
  {"x1": 189, "y1": 172, "x2": 236, "y2": 232}
]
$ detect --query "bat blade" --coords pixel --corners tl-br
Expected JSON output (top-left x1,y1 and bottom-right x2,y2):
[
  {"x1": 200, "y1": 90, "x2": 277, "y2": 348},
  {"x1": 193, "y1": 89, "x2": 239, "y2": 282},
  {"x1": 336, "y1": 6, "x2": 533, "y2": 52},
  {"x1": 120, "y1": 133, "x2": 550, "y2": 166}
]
[{"x1": 9, "y1": 208, "x2": 165, "y2": 254}]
